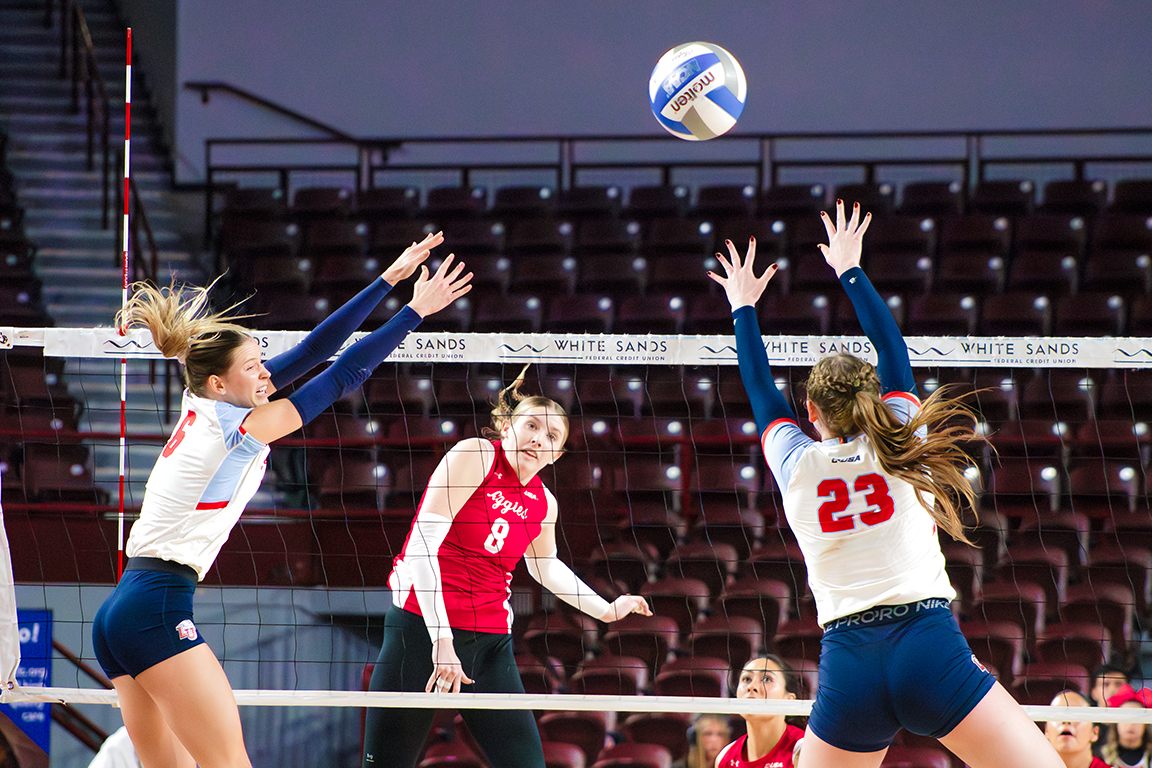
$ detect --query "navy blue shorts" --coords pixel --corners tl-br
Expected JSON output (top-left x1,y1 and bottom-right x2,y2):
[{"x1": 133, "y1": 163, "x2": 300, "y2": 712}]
[
  {"x1": 809, "y1": 599, "x2": 995, "y2": 753},
  {"x1": 92, "y1": 559, "x2": 205, "y2": 679}
]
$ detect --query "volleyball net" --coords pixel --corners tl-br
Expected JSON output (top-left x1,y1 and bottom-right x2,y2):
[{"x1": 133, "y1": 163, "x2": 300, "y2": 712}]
[{"x1": 4, "y1": 326, "x2": 1152, "y2": 763}]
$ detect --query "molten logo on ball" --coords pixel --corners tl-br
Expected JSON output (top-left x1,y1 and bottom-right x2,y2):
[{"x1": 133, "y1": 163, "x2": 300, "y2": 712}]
[{"x1": 649, "y1": 42, "x2": 746, "y2": 141}]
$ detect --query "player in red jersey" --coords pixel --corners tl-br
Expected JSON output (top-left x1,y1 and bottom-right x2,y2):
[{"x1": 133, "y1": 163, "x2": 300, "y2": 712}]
[
  {"x1": 715, "y1": 656, "x2": 805, "y2": 768},
  {"x1": 363, "y1": 367, "x2": 651, "y2": 768},
  {"x1": 1046, "y1": 690, "x2": 1110, "y2": 768}
]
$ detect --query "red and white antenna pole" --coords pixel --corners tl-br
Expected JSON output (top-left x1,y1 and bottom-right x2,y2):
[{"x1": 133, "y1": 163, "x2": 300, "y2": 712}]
[{"x1": 117, "y1": 28, "x2": 132, "y2": 580}]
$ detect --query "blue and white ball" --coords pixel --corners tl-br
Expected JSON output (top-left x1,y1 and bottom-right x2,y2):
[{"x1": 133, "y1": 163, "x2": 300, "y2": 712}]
[{"x1": 649, "y1": 42, "x2": 747, "y2": 141}]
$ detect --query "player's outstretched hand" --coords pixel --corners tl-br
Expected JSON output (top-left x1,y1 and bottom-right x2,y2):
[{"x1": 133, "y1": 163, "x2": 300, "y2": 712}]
[
  {"x1": 708, "y1": 237, "x2": 778, "y2": 311},
  {"x1": 818, "y1": 199, "x2": 871, "y2": 277},
  {"x1": 427, "y1": 637, "x2": 475, "y2": 694},
  {"x1": 382, "y1": 231, "x2": 444, "y2": 284},
  {"x1": 600, "y1": 595, "x2": 653, "y2": 623},
  {"x1": 407, "y1": 254, "x2": 473, "y2": 318}
]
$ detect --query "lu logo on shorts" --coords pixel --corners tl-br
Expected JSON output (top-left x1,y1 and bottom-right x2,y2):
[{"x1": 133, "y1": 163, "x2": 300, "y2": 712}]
[{"x1": 175, "y1": 619, "x2": 198, "y2": 641}]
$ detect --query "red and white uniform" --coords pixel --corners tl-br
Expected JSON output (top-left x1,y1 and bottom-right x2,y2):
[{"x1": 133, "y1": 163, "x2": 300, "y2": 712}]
[
  {"x1": 761, "y1": 392, "x2": 954, "y2": 626},
  {"x1": 716, "y1": 726, "x2": 805, "y2": 768},
  {"x1": 126, "y1": 390, "x2": 269, "y2": 579},
  {"x1": 389, "y1": 441, "x2": 549, "y2": 634}
]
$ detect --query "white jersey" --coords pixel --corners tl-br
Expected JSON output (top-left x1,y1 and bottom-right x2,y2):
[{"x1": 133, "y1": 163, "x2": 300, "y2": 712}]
[
  {"x1": 762, "y1": 391, "x2": 955, "y2": 626},
  {"x1": 126, "y1": 390, "x2": 270, "y2": 579}
]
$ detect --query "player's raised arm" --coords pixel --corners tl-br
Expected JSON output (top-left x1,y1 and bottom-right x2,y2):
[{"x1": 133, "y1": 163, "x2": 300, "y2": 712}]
[
  {"x1": 264, "y1": 231, "x2": 444, "y2": 390},
  {"x1": 524, "y1": 490, "x2": 651, "y2": 622},
  {"x1": 708, "y1": 238, "x2": 794, "y2": 437},
  {"x1": 820, "y1": 200, "x2": 915, "y2": 396}
]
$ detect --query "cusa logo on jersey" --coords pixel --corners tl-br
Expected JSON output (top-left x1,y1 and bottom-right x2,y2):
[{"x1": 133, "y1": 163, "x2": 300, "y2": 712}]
[
  {"x1": 175, "y1": 619, "x2": 198, "y2": 641},
  {"x1": 971, "y1": 654, "x2": 988, "y2": 673}
]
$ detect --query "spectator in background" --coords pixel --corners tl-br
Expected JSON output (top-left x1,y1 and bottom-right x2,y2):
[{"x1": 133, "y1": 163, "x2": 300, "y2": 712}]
[
  {"x1": 1102, "y1": 685, "x2": 1152, "y2": 768},
  {"x1": 1093, "y1": 662, "x2": 1133, "y2": 709},
  {"x1": 1046, "y1": 690, "x2": 1109, "y2": 768},
  {"x1": 675, "y1": 714, "x2": 731, "y2": 768}
]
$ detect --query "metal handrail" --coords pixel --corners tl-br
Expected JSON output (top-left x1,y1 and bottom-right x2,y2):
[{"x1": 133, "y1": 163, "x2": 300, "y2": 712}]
[
  {"x1": 184, "y1": 81, "x2": 358, "y2": 141},
  {"x1": 199, "y1": 126, "x2": 1152, "y2": 233}
]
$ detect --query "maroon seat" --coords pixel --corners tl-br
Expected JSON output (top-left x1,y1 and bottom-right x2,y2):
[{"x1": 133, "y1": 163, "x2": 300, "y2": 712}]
[
  {"x1": 425, "y1": 185, "x2": 488, "y2": 219},
  {"x1": 557, "y1": 186, "x2": 623, "y2": 222},
  {"x1": 1110, "y1": 181, "x2": 1152, "y2": 215},
  {"x1": 685, "y1": 615, "x2": 763, "y2": 674},
  {"x1": 1066, "y1": 459, "x2": 1141, "y2": 520},
  {"x1": 1060, "y1": 583, "x2": 1134, "y2": 655},
  {"x1": 291, "y1": 186, "x2": 353, "y2": 222},
  {"x1": 652, "y1": 656, "x2": 730, "y2": 698},
  {"x1": 834, "y1": 182, "x2": 897, "y2": 216},
  {"x1": 665, "y1": 541, "x2": 739, "y2": 598},
  {"x1": 1034, "y1": 622, "x2": 1111, "y2": 671},
  {"x1": 758, "y1": 183, "x2": 826, "y2": 219},
  {"x1": 568, "y1": 655, "x2": 649, "y2": 696},
  {"x1": 506, "y1": 218, "x2": 573, "y2": 255},
  {"x1": 640, "y1": 578, "x2": 710, "y2": 635},
  {"x1": 574, "y1": 219, "x2": 641, "y2": 254},
  {"x1": 689, "y1": 504, "x2": 765, "y2": 560},
  {"x1": 959, "y1": 619, "x2": 1026, "y2": 686},
  {"x1": 899, "y1": 181, "x2": 963, "y2": 217},
  {"x1": 601, "y1": 614, "x2": 680, "y2": 676},
  {"x1": 1012, "y1": 512, "x2": 1090, "y2": 568},
  {"x1": 971, "y1": 581, "x2": 1047, "y2": 655},
  {"x1": 591, "y1": 743, "x2": 672, "y2": 768},
  {"x1": 1010, "y1": 662, "x2": 1090, "y2": 706},
  {"x1": 997, "y1": 546, "x2": 1069, "y2": 612},
  {"x1": 491, "y1": 186, "x2": 557, "y2": 220},
  {"x1": 756, "y1": 292, "x2": 835, "y2": 336},
  {"x1": 542, "y1": 742, "x2": 587, "y2": 768},
  {"x1": 773, "y1": 617, "x2": 823, "y2": 664},
  {"x1": 619, "y1": 713, "x2": 693, "y2": 762},
  {"x1": 1040, "y1": 180, "x2": 1107, "y2": 217},
  {"x1": 625, "y1": 185, "x2": 689, "y2": 221},
  {"x1": 643, "y1": 217, "x2": 714, "y2": 256},
  {"x1": 714, "y1": 578, "x2": 792, "y2": 639},
  {"x1": 354, "y1": 186, "x2": 420, "y2": 222},
  {"x1": 692, "y1": 184, "x2": 757, "y2": 220},
  {"x1": 537, "y1": 711, "x2": 611, "y2": 768},
  {"x1": 1087, "y1": 541, "x2": 1152, "y2": 616},
  {"x1": 968, "y1": 180, "x2": 1035, "y2": 217},
  {"x1": 585, "y1": 542, "x2": 653, "y2": 595},
  {"x1": 523, "y1": 611, "x2": 602, "y2": 672}
]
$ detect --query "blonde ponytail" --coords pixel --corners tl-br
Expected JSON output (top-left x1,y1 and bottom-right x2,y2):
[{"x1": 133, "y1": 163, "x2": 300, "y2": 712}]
[
  {"x1": 482, "y1": 364, "x2": 570, "y2": 445},
  {"x1": 806, "y1": 354, "x2": 983, "y2": 545},
  {"x1": 118, "y1": 279, "x2": 253, "y2": 396}
]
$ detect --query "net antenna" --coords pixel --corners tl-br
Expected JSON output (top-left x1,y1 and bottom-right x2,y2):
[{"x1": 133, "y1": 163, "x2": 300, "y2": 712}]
[{"x1": 116, "y1": 27, "x2": 132, "y2": 580}]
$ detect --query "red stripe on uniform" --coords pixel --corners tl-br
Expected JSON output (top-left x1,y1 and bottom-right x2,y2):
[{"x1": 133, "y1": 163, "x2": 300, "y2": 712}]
[
  {"x1": 195, "y1": 500, "x2": 229, "y2": 510},
  {"x1": 761, "y1": 417, "x2": 798, "y2": 443},
  {"x1": 238, "y1": 424, "x2": 247, "y2": 435},
  {"x1": 882, "y1": 391, "x2": 921, "y2": 407}
]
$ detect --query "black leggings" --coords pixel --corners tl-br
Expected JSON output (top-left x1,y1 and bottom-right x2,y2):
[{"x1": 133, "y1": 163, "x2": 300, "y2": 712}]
[{"x1": 363, "y1": 606, "x2": 544, "y2": 768}]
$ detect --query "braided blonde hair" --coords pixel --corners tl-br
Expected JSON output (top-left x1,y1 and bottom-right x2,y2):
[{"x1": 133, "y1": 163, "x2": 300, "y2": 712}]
[
  {"x1": 117, "y1": 279, "x2": 254, "y2": 397},
  {"x1": 482, "y1": 363, "x2": 569, "y2": 447},
  {"x1": 805, "y1": 353, "x2": 982, "y2": 544}
]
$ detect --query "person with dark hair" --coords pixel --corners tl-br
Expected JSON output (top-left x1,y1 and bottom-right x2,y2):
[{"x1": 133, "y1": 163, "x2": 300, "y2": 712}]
[
  {"x1": 710, "y1": 200, "x2": 1064, "y2": 768},
  {"x1": 362, "y1": 365, "x2": 652, "y2": 768},
  {"x1": 1103, "y1": 685, "x2": 1152, "y2": 768},
  {"x1": 91, "y1": 233, "x2": 471, "y2": 768},
  {"x1": 715, "y1": 656, "x2": 804, "y2": 768},
  {"x1": 1047, "y1": 690, "x2": 1109, "y2": 768},
  {"x1": 1093, "y1": 662, "x2": 1133, "y2": 709}
]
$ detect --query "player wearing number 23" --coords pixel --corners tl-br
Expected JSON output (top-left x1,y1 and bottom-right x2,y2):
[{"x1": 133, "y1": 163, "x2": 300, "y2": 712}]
[
  {"x1": 364, "y1": 365, "x2": 651, "y2": 768},
  {"x1": 711, "y1": 201, "x2": 1064, "y2": 768}
]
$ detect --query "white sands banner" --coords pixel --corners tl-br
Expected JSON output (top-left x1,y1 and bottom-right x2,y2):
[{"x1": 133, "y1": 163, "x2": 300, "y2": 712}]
[{"x1": 14, "y1": 327, "x2": 1152, "y2": 369}]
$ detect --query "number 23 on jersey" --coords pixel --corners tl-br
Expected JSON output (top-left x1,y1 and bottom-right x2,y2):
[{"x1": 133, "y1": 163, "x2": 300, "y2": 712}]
[{"x1": 817, "y1": 472, "x2": 895, "y2": 533}]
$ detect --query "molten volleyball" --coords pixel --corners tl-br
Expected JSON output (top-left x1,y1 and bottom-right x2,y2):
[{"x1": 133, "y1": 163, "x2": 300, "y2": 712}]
[{"x1": 648, "y1": 42, "x2": 747, "y2": 141}]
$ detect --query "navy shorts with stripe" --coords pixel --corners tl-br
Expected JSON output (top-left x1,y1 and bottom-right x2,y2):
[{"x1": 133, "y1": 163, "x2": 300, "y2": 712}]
[
  {"x1": 92, "y1": 568, "x2": 205, "y2": 679},
  {"x1": 809, "y1": 600, "x2": 996, "y2": 753}
]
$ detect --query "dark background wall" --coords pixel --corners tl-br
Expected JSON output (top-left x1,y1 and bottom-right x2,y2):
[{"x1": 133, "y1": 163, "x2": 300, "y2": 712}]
[{"x1": 113, "y1": 0, "x2": 1152, "y2": 184}]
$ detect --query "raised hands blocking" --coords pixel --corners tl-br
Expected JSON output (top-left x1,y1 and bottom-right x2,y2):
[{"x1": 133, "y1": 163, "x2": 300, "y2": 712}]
[
  {"x1": 818, "y1": 199, "x2": 872, "y2": 277},
  {"x1": 382, "y1": 231, "x2": 445, "y2": 285},
  {"x1": 408, "y1": 253, "x2": 473, "y2": 318},
  {"x1": 708, "y1": 236, "x2": 779, "y2": 311}
]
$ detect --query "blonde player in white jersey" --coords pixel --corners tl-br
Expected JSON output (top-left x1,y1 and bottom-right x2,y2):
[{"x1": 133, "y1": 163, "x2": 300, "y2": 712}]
[
  {"x1": 91, "y1": 234, "x2": 471, "y2": 768},
  {"x1": 709, "y1": 200, "x2": 1063, "y2": 768}
]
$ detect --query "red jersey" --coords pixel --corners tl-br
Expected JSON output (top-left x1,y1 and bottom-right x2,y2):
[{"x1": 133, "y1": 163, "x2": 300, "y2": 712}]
[
  {"x1": 390, "y1": 441, "x2": 549, "y2": 634},
  {"x1": 716, "y1": 726, "x2": 804, "y2": 768}
]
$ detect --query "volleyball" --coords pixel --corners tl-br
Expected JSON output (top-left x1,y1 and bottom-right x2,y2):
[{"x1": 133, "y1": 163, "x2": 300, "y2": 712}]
[{"x1": 648, "y1": 41, "x2": 747, "y2": 141}]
